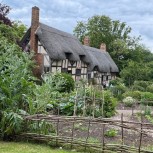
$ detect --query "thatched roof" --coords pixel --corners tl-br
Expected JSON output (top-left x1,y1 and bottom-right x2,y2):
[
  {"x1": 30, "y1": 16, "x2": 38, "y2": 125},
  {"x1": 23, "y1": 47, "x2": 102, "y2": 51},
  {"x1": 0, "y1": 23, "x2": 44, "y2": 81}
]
[
  {"x1": 83, "y1": 46, "x2": 119, "y2": 72},
  {"x1": 21, "y1": 23, "x2": 119, "y2": 73},
  {"x1": 36, "y1": 23, "x2": 90, "y2": 62}
]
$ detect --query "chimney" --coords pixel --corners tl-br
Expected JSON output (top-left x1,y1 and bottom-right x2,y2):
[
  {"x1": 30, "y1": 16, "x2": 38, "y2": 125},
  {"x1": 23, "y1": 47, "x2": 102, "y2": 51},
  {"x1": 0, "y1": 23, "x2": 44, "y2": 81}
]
[
  {"x1": 83, "y1": 36, "x2": 90, "y2": 46},
  {"x1": 30, "y1": 6, "x2": 39, "y2": 53},
  {"x1": 100, "y1": 43, "x2": 106, "y2": 51}
]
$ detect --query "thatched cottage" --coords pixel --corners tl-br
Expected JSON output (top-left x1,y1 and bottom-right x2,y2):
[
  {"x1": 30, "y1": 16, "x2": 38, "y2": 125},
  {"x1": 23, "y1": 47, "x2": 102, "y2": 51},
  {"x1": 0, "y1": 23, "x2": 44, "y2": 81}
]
[{"x1": 20, "y1": 7, "x2": 119, "y2": 85}]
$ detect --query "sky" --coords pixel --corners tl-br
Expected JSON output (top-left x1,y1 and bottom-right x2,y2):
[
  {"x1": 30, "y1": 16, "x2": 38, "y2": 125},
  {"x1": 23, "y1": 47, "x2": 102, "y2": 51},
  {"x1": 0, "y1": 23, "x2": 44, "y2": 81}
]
[{"x1": 3, "y1": 0, "x2": 153, "y2": 52}]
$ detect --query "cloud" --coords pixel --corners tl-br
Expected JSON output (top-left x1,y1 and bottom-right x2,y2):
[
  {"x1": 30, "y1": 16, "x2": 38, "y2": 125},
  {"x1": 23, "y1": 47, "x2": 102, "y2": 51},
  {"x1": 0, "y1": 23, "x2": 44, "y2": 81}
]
[{"x1": 3, "y1": 0, "x2": 153, "y2": 51}]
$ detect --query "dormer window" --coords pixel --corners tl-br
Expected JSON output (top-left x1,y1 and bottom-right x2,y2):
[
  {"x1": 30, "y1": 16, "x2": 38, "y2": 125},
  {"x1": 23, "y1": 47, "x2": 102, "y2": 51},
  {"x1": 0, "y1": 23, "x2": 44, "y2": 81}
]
[{"x1": 65, "y1": 52, "x2": 71, "y2": 59}]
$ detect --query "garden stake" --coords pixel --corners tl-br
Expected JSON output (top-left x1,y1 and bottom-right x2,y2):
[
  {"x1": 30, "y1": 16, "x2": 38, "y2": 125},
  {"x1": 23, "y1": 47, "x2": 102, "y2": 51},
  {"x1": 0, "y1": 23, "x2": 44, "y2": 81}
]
[
  {"x1": 121, "y1": 113, "x2": 124, "y2": 146},
  {"x1": 139, "y1": 115, "x2": 143, "y2": 153},
  {"x1": 73, "y1": 85, "x2": 78, "y2": 116},
  {"x1": 71, "y1": 117, "x2": 75, "y2": 149}
]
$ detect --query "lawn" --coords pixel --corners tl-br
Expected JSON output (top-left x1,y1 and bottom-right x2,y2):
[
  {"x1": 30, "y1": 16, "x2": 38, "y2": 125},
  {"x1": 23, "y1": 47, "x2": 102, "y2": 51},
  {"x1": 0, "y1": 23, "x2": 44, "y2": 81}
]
[{"x1": 0, "y1": 141, "x2": 77, "y2": 153}]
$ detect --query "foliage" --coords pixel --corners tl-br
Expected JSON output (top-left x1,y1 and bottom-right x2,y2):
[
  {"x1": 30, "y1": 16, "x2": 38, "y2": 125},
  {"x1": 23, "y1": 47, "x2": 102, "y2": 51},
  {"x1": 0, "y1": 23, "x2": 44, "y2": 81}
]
[
  {"x1": 0, "y1": 21, "x2": 27, "y2": 43},
  {"x1": 0, "y1": 111, "x2": 23, "y2": 140},
  {"x1": 28, "y1": 120, "x2": 55, "y2": 135},
  {"x1": 50, "y1": 72, "x2": 75, "y2": 93},
  {"x1": 0, "y1": 37, "x2": 35, "y2": 139},
  {"x1": 74, "y1": 14, "x2": 153, "y2": 86},
  {"x1": 104, "y1": 129, "x2": 118, "y2": 137},
  {"x1": 146, "y1": 84, "x2": 153, "y2": 93},
  {"x1": 0, "y1": 3, "x2": 12, "y2": 26},
  {"x1": 103, "y1": 90, "x2": 117, "y2": 117},
  {"x1": 123, "y1": 96, "x2": 135, "y2": 107},
  {"x1": 141, "y1": 92, "x2": 153, "y2": 101},
  {"x1": 120, "y1": 60, "x2": 151, "y2": 86},
  {"x1": 144, "y1": 106, "x2": 152, "y2": 116},
  {"x1": 109, "y1": 77, "x2": 127, "y2": 100},
  {"x1": 74, "y1": 15, "x2": 131, "y2": 50},
  {"x1": 122, "y1": 90, "x2": 142, "y2": 100}
]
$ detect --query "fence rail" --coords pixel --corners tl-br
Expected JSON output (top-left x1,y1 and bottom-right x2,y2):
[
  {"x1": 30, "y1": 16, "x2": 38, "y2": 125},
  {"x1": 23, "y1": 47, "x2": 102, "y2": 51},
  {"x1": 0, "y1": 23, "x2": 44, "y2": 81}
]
[{"x1": 21, "y1": 114, "x2": 153, "y2": 153}]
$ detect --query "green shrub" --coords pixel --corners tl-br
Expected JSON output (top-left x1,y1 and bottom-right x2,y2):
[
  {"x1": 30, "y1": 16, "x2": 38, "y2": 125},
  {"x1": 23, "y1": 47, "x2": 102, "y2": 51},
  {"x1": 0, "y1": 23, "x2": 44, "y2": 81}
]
[
  {"x1": 123, "y1": 96, "x2": 135, "y2": 107},
  {"x1": 109, "y1": 77, "x2": 127, "y2": 100},
  {"x1": 141, "y1": 92, "x2": 153, "y2": 101},
  {"x1": 0, "y1": 111, "x2": 23, "y2": 140},
  {"x1": 104, "y1": 129, "x2": 118, "y2": 137},
  {"x1": 146, "y1": 84, "x2": 153, "y2": 93},
  {"x1": 103, "y1": 90, "x2": 117, "y2": 117},
  {"x1": 133, "y1": 81, "x2": 151, "y2": 90},
  {"x1": 123, "y1": 90, "x2": 141, "y2": 100},
  {"x1": 144, "y1": 105, "x2": 152, "y2": 116},
  {"x1": 52, "y1": 73, "x2": 75, "y2": 93}
]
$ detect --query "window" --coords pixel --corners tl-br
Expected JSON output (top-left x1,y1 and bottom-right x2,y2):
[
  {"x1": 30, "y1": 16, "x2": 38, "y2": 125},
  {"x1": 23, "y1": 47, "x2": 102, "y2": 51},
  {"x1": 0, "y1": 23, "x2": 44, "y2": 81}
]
[
  {"x1": 68, "y1": 70, "x2": 72, "y2": 74},
  {"x1": 76, "y1": 69, "x2": 81, "y2": 76},
  {"x1": 61, "y1": 68, "x2": 68, "y2": 73},
  {"x1": 88, "y1": 73, "x2": 91, "y2": 79},
  {"x1": 44, "y1": 66, "x2": 50, "y2": 73},
  {"x1": 70, "y1": 61, "x2": 75, "y2": 66}
]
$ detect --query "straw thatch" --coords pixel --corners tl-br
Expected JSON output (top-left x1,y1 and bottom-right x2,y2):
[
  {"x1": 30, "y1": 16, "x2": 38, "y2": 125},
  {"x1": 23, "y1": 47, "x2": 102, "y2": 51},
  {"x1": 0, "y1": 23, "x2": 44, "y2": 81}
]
[{"x1": 21, "y1": 22, "x2": 119, "y2": 73}]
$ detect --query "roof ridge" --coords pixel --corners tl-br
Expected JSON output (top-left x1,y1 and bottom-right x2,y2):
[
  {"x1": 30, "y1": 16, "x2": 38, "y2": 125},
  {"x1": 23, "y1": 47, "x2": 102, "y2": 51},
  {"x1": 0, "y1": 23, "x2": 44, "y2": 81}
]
[{"x1": 39, "y1": 22, "x2": 78, "y2": 40}]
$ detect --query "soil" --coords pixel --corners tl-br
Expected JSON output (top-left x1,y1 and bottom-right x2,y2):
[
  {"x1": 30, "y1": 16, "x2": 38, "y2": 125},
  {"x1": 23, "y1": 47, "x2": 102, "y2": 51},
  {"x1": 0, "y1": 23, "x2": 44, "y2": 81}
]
[{"x1": 52, "y1": 103, "x2": 153, "y2": 149}]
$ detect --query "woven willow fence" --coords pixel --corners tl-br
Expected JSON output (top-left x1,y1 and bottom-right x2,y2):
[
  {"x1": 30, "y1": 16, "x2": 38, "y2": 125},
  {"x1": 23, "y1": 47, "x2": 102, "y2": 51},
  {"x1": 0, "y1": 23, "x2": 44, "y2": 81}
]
[{"x1": 21, "y1": 114, "x2": 153, "y2": 153}]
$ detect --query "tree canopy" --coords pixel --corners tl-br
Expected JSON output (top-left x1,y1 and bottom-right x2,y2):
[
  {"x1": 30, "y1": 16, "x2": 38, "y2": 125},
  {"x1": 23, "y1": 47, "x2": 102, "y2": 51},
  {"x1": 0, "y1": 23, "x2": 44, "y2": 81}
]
[{"x1": 73, "y1": 15, "x2": 153, "y2": 86}]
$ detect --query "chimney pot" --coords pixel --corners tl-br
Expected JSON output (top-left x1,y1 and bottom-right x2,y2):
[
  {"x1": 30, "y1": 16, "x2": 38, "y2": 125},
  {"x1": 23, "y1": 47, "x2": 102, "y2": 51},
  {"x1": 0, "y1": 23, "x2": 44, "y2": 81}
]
[
  {"x1": 100, "y1": 43, "x2": 106, "y2": 51},
  {"x1": 83, "y1": 36, "x2": 90, "y2": 46}
]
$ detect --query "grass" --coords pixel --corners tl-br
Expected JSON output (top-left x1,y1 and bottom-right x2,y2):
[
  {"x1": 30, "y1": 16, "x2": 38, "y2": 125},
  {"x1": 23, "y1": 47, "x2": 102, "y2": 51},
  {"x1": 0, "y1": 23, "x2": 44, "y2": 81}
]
[{"x1": 0, "y1": 141, "x2": 78, "y2": 153}]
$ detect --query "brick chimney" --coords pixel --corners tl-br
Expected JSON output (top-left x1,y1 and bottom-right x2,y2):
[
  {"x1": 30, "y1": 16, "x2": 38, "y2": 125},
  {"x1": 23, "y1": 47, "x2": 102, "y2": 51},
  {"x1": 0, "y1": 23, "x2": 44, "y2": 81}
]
[
  {"x1": 30, "y1": 7, "x2": 44, "y2": 79},
  {"x1": 30, "y1": 6, "x2": 39, "y2": 53},
  {"x1": 83, "y1": 36, "x2": 90, "y2": 46},
  {"x1": 100, "y1": 43, "x2": 106, "y2": 51}
]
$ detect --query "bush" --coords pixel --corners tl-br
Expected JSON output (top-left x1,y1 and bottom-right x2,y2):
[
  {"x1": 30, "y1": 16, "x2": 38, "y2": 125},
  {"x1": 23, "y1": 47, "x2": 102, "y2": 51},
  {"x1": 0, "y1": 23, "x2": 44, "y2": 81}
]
[
  {"x1": 122, "y1": 90, "x2": 142, "y2": 100},
  {"x1": 52, "y1": 73, "x2": 75, "y2": 93},
  {"x1": 146, "y1": 84, "x2": 153, "y2": 93},
  {"x1": 141, "y1": 92, "x2": 153, "y2": 101},
  {"x1": 144, "y1": 105, "x2": 152, "y2": 116},
  {"x1": 103, "y1": 90, "x2": 117, "y2": 117},
  {"x1": 133, "y1": 81, "x2": 152, "y2": 91},
  {"x1": 123, "y1": 96, "x2": 135, "y2": 107},
  {"x1": 109, "y1": 77, "x2": 127, "y2": 100}
]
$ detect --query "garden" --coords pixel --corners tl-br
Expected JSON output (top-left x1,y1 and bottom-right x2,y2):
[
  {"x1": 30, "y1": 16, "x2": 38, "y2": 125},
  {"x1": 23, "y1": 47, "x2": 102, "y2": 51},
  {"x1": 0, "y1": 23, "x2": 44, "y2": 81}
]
[{"x1": 1, "y1": 2, "x2": 153, "y2": 153}]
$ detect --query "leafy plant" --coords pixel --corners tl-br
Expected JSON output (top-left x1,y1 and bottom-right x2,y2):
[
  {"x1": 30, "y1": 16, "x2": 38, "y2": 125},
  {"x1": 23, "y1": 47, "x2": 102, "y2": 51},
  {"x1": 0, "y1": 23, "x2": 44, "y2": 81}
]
[
  {"x1": 122, "y1": 90, "x2": 142, "y2": 100},
  {"x1": 0, "y1": 111, "x2": 23, "y2": 140},
  {"x1": 28, "y1": 120, "x2": 55, "y2": 135},
  {"x1": 144, "y1": 105, "x2": 152, "y2": 116},
  {"x1": 123, "y1": 96, "x2": 135, "y2": 107},
  {"x1": 104, "y1": 129, "x2": 118, "y2": 137}
]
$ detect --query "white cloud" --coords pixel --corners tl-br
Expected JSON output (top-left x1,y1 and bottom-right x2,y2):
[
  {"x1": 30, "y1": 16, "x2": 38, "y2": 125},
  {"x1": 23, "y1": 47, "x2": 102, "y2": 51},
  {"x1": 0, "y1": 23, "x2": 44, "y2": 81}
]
[{"x1": 3, "y1": 0, "x2": 153, "y2": 51}]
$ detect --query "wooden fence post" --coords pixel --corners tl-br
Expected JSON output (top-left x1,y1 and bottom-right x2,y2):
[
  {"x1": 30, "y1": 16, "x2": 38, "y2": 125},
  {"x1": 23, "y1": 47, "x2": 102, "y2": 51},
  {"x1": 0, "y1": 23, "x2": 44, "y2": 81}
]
[
  {"x1": 101, "y1": 86, "x2": 104, "y2": 117},
  {"x1": 92, "y1": 89, "x2": 96, "y2": 118},
  {"x1": 71, "y1": 117, "x2": 75, "y2": 149},
  {"x1": 138, "y1": 115, "x2": 143, "y2": 153},
  {"x1": 102, "y1": 124, "x2": 105, "y2": 152},
  {"x1": 83, "y1": 84, "x2": 86, "y2": 117},
  {"x1": 73, "y1": 86, "x2": 78, "y2": 116},
  {"x1": 121, "y1": 113, "x2": 124, "y2": 146},
  {"x1": 56, "y1": 118, "x2": 59, "y2": 146},
  {"x1": 85, "y1": 118, "x2": 91, "y2": 151}
]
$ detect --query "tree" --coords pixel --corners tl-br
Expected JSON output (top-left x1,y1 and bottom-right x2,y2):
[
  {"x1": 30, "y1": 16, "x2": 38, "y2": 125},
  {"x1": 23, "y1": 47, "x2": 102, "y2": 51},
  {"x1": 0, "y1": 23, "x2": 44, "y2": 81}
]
[
  {"x1": 74, "y1": 15, "x2": 153, "y2": 87},
  {"x1": 73, "y1": 15, "x2": 133, "y2": 70},
  {"x1": 0, "y1": 3, "x2": 27, "y2": 43},
  {"x1": 0, "y1": 3, "x2": 12, "y2": 26},
  {"x1": 120, "y1": 60, "x2": 151, "y2": 86},
  {"x1": 74, "y1": 15, "x2": 131, "y2": 48}
]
